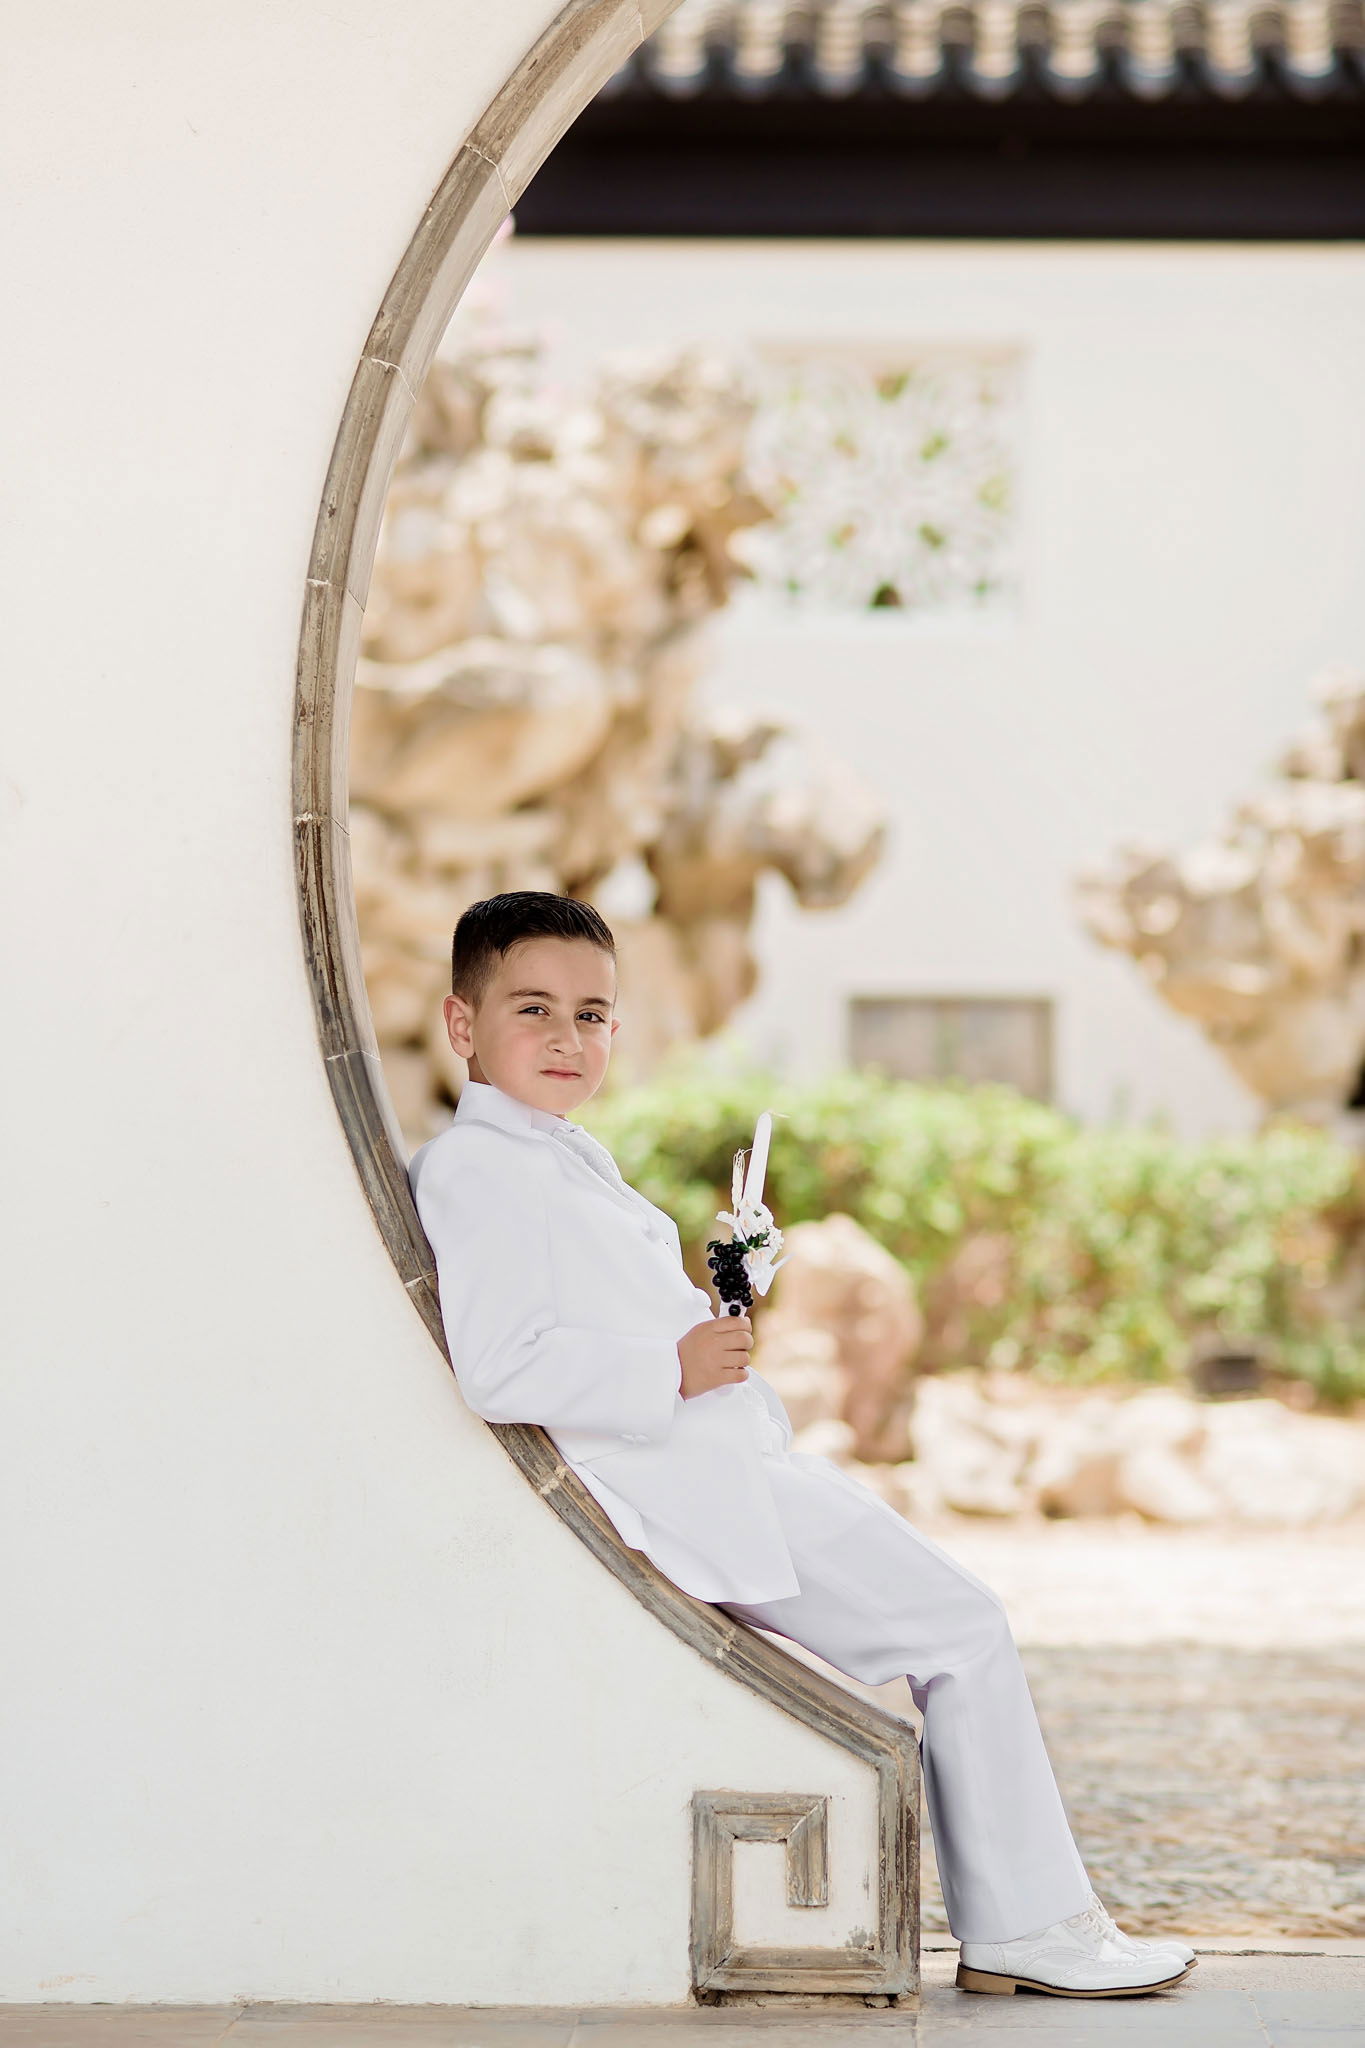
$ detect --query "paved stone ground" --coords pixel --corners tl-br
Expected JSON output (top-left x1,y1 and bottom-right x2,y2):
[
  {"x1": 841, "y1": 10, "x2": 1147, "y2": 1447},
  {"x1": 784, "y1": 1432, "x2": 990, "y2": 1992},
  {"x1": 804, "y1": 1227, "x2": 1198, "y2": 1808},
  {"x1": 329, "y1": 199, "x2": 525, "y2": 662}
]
[
  {"x1": 4, "y1": 1954, "x2": 1364, "y2": 2044},
  {"x1": 896, "y1": 1514, "x2": 1365, "y2": 1943}
]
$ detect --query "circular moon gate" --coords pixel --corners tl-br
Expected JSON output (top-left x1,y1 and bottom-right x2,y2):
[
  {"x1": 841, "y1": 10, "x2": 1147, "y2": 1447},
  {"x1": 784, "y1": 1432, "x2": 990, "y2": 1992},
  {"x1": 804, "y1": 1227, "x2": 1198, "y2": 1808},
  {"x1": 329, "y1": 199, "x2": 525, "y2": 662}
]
[{"x1": 290, "y1": 0, "x2": 918, "y2": 1998}]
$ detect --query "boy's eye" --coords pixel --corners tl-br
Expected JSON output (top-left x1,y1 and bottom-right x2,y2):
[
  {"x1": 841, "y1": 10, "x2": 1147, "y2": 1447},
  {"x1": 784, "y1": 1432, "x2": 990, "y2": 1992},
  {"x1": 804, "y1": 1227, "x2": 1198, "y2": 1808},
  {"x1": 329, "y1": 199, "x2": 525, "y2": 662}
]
[{"x1": 516, "y1": 1003, "x2": 607, "y2": 1021}]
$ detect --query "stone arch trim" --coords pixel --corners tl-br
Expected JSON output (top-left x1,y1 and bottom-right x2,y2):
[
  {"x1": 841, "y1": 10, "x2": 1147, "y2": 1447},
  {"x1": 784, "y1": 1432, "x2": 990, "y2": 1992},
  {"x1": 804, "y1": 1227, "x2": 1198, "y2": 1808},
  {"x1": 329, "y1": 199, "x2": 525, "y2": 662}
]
[{"x1": 291, "y1": 0, "x2": 919, "y2": 1999}]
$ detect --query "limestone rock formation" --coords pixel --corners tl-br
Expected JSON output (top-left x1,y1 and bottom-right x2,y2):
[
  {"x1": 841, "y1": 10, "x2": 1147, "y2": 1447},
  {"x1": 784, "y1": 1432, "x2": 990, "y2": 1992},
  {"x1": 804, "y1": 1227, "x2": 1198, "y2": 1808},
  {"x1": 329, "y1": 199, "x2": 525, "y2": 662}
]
[
  {"x1": 754, "y1": 1233, "x2": 1365, "y2": 1518},
  {"x1": 787, "y1": 1371, "x2": 1365, "y2": 1526},
  {"x1": 754, "y1": 1214, "x2": 923, "y2": 1464},
  {"x1": 352, "y1": 323, "x2": 885, "y2": 1137},
  {"x1": 1075, "y1": 665, "x2": 1365, "y2": 1123}
]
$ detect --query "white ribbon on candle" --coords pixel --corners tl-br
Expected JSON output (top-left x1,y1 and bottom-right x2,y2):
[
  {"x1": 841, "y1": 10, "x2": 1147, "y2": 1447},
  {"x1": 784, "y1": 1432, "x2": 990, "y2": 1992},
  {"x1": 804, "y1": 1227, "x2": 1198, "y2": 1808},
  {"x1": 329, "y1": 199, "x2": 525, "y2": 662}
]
[
  {"x1": 744, "y1": 1110, "x2": 771, "y2": 1211},
  {"x1": 716, "y1": 1108, "x2": 787, "y2": 1297}
]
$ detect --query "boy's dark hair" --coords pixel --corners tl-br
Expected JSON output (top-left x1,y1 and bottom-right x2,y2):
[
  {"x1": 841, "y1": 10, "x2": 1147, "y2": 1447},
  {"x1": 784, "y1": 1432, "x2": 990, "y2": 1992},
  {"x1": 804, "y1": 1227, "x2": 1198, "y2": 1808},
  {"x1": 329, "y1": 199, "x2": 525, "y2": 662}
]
[{"x1": 451, "y1": 892, "x2": 617, "y2": 1005}]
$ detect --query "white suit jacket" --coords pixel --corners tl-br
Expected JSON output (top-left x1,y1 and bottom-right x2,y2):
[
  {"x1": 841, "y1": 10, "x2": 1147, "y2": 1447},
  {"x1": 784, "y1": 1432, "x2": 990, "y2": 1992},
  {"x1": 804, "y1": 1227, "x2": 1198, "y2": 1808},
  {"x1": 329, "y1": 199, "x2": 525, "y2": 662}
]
[{"x1": 408, "y1": 1080, "x2": 804, "y2": 1603}]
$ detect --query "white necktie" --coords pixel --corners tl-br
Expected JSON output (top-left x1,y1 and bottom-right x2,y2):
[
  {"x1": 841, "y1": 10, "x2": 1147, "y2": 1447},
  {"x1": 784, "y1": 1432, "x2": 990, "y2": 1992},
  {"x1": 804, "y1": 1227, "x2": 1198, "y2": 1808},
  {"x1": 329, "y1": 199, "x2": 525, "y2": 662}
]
[{"x1": 548, "y1": 1120, "x2": 629, "y2": 1195}]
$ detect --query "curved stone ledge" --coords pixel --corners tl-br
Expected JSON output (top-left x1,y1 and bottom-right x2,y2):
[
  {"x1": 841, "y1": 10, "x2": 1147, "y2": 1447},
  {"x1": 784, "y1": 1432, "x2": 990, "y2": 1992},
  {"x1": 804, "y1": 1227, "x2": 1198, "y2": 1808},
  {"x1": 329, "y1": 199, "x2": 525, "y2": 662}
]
[{"x1": 291, "y1": 0, "x2": 920, "y2": 2002}]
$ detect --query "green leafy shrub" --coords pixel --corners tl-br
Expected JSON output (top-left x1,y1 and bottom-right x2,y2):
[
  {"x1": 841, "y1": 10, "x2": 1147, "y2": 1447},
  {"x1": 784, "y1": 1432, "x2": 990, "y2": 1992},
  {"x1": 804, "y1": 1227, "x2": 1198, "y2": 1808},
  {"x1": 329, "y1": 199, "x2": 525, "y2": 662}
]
[{"x1": 584, "y1": 1063, "x2": 1365, "y2": 1404}]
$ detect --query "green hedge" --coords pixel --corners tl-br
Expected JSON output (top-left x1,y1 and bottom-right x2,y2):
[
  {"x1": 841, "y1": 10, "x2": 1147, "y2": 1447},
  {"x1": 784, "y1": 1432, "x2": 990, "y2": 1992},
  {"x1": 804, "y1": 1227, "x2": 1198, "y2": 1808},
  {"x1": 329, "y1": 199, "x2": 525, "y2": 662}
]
[{"x1": 584, "y1": 1064, "x2": 1365, "y2": 1403}]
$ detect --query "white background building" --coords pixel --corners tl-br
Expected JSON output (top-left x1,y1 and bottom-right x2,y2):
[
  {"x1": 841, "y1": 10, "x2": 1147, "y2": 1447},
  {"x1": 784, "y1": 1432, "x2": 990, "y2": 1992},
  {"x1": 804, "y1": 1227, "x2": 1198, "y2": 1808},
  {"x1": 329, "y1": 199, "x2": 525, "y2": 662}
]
[{"x1": 496, "y1": 233, "x2": 1365, "y2": 1134}]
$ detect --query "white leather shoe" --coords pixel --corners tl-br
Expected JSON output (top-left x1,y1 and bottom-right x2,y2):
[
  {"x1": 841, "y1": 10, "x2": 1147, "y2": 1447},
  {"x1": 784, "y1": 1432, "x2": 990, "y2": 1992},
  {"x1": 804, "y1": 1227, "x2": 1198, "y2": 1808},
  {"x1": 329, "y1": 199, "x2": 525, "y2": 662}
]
[
  {"x1": 1083, "y1": 1888, "x2": 1196, "y2": 1968},
  {"x1": 957, "y1": 1899, "x2": 1193, "y2": 1997}
]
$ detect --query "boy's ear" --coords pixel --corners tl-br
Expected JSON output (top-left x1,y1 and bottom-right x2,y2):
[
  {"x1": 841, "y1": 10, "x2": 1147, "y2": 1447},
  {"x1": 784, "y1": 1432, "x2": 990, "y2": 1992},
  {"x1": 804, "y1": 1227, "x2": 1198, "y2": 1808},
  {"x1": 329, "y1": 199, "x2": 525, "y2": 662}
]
[
  {"x1": 610, "y1": 1017, "x2": 620, "y2": 1037},
  {"x1": 443, "y1": 991, "x2": 475, "y2": 1058}
]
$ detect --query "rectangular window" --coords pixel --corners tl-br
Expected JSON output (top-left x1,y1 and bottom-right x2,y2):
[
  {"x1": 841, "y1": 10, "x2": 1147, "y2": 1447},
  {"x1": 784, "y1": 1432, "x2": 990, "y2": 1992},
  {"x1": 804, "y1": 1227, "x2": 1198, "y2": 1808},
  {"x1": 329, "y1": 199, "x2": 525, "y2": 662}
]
[{"x1": 849, "y1": 994, "x2": 1054, "y2": 1100}]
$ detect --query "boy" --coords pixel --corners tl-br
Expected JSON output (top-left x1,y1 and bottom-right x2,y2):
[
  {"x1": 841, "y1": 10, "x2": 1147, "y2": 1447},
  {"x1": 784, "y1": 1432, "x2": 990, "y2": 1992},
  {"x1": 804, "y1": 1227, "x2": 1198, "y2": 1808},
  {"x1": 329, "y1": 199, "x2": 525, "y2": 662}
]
[{"x1": 409, "y1": 892, "x2": 1195, "y2": 1999}]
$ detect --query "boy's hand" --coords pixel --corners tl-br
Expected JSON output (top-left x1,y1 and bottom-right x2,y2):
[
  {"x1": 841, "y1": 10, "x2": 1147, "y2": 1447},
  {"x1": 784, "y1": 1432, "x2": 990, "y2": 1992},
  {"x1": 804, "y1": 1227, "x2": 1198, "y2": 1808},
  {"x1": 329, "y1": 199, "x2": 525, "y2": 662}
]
[{"x1": 677, "y1": 1314, "x2": 753, "y2": 1399}]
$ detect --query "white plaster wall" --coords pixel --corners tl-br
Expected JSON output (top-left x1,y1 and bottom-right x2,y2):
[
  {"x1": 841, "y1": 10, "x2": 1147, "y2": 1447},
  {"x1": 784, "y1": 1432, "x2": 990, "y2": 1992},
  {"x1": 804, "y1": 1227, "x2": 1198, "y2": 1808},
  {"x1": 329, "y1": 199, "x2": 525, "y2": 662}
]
[
  {"x1": 0, "y1": 3, "x2": 884, "y2": 2005},
  {"x1": 496, "y1": 238, "x2": 1365, "y2": 1135}
]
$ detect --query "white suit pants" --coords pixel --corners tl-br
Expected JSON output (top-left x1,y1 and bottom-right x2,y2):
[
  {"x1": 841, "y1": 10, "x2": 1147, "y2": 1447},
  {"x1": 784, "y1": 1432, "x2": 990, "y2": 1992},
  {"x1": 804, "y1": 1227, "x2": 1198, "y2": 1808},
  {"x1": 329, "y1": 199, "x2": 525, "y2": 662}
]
[{"x1": 715, "y1": 1453, "x2": 1094, "y2": 1944}]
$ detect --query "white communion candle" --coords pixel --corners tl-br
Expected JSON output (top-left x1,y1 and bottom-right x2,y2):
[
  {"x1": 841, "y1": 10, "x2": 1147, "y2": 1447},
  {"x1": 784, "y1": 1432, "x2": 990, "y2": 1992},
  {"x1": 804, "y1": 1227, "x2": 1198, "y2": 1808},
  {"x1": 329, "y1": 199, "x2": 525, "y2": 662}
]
[{"x1": 743, "y1": 1110, "x2": 772, "y2": 1213}]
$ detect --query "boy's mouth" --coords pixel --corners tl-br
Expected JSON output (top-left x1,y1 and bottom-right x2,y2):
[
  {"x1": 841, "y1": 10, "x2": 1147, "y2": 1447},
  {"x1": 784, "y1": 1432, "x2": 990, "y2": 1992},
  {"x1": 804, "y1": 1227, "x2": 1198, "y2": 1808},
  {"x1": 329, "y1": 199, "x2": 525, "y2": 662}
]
[{"x1": 541, "y1": 1067, "x2": 581, "y2": 1079}]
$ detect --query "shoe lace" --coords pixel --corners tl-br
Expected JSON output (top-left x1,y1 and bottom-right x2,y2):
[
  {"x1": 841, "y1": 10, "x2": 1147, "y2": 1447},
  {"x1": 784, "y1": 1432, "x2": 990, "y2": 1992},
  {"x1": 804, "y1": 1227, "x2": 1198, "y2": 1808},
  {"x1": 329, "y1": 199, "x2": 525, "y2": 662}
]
[{"x1": 1063, "y1": 1899, "x2": 1129, "y2": 1951}]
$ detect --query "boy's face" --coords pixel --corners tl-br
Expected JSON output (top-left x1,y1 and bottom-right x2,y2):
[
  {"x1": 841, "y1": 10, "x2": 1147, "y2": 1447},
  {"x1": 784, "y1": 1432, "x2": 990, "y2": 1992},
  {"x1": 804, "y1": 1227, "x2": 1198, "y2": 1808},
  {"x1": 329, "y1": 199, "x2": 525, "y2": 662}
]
[{"x1": 442, "y1": 936, "x2": 619, "y2": 1116}]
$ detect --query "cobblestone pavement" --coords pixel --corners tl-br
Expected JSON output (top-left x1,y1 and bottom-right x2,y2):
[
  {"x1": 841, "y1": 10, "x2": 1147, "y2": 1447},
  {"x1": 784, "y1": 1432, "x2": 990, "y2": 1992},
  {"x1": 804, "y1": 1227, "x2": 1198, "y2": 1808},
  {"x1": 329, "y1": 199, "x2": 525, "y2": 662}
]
[{"x1": 903, "y1": 1514, "x2": 1365, "y2": 1942}]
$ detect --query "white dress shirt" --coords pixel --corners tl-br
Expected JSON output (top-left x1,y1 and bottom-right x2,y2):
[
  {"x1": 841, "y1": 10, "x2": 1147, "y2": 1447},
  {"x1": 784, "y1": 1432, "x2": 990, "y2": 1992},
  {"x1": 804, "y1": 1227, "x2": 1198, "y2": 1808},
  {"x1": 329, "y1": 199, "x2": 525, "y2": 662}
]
[{"x1": 409, "y1": 1080, "x2": 802, "y2": 1603}]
